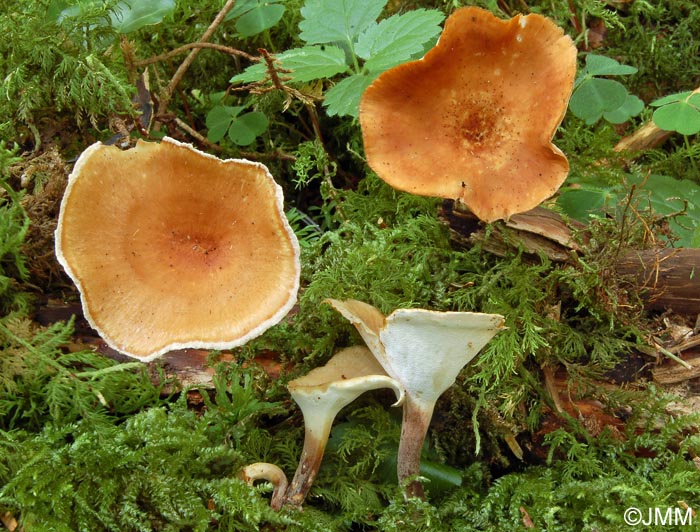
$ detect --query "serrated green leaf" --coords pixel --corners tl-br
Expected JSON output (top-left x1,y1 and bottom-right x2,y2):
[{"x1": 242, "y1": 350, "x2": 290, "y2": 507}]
[
  {"x1": 652, "y1": 101, "x2": 700, "y2": 135},
  {"x1": 650, "y1": 90, "x2": 694, "y2": 107},
  {"x1": 110, "y1": 0, "x2": 175, "y2": 34},
  {"x1": 569, "y1": 78, "x2": 628, "y2": 124},
  {"x1": 235, "y1": 3, "x2": 285, "y2": 37},
  {"x1": 275, "y1": 46, "x2": 350, "y2": 82},
  {"x1": 584, "y1": 54, "x2": 638, "y2": 76},
  {"x1": 228, "y1": 111, "x2": 269, "y2": 145},
  {"x1": 356, "y1": 9, "x2": 444, "y2": 73},
  {"x1": 206, "y1": 105, "x2": 242, "y2": 143},
  {"x1": 603, "y1": 94, "x2": 644, "y2": 124},
  {"x1": 323, "y1": 74, "x2": 376, "y2": 117},
  {"x1": 230, "y1": 62, "x2": 267, "y2": 85},
  {"x1": 231, "y1": 46, "x2": 349, "y2": 85},
  {"x1": 299, "y1": 0, "x2": 387, "y2": 46}
]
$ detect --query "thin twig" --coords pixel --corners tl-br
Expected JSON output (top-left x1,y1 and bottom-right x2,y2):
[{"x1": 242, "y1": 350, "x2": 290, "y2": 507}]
[
  {"x1": 135, "y1": 42, "x2": 258, "y2": 68},
  {"x1": 174, "y1": 117, "x2": 222, "y2": 152},
  {"x1": 157, "y1": 0, "x2": 238, "y2": 121}
]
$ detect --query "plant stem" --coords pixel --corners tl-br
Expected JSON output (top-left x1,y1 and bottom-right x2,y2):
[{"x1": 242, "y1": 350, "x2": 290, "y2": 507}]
[
  {"x1": 283, "y1": 412, "x2": 333, "y2": 507},
  {"x1": 156, "y1": 0, "x2": 238, "y2": 124},
  {"x1": 397, "y1": 394, "x2": 435, "y2": 500}
]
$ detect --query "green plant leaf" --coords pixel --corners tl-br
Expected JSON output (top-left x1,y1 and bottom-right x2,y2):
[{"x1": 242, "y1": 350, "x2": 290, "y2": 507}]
[
  {"x1": 584, "y1": 54, "x2": 638, "y2": 76},
  {"x1": 205, "y1": 105, "x2": 242, "y2": 143},
  {"x1": 323, "y1": 74, "x2": 376, "y2": 117},
  {"x1": 557, "y1": 186, "x2": 621, "y2": 221},
  {"x1": 110, "y1": 0, "x2": 175, "y2": 34},
  {"x1": 274, "y1": 46, "x2": 350, "y2": 82},
  {"x1": 230, "y1": 46, "x2": 349, "y2": 85},
  {"x1": 224, "y1": 0, "x2": 257, "y2": 19},
  {"x1": 569, "y1": 78, "x2": 629, "y2": 125},
  {"x1": 356, "y1": 9, "x2": 445, "y2": 73},
  {"x1": 228, "y1": 111, "x2": 268, "y2": 146},
  {"x1": 627, "y1": 174, "x2": 700, "y2": 247},
  {"x1": 603, "y1": 94, "x2": 644, "y2": 124},
  {"x1": 299, "y1": 0, "x2": 387, "y2": 46},
  {"x1": 230, "y1": 62, "x2": 267, "y2": 85},
  {"x1": 653, "y1": 101, "x2": 700, "y2": 135},
  {"x1": 650, "y1": 90, "x2": 694, "y2": 107},
  {"x1": 235, "y1": 2, "x2": 285, "y2": 37}
]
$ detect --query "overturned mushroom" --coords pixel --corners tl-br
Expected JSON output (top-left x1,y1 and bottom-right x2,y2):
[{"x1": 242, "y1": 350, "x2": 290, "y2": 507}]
[
  {"x1": 239, "y1": 462, "x2": 289, "y2": 511},
  {"x1": 284, "y1": 346, "x2": 404, "y2": 507},
  {"x1": 359, "y1": 6, "x2": 577, "y2": 222},
  {"x1": 327, "y1": 299, "x2": 504, "y2": 498},
  {"x1": 55, "y1": 137, "x2": 300, "y2": 360}
]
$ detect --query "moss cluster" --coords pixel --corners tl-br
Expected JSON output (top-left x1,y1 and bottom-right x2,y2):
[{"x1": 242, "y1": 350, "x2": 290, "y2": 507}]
[{"x1": 1, "y1": 0, "x2": 700, "y2": 530}]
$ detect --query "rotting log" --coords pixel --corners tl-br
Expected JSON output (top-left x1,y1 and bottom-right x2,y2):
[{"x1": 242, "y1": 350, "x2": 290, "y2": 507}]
[
  {"x1": 615, "y1": 248, "x2": 700, "y2": 317},
  {"x1": 438, "y1": 200, "x2": 700, "y2": 318}
]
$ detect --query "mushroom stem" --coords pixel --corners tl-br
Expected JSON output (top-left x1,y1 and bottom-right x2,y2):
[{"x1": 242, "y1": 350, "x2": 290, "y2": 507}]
[
  {"x1": 397, "y1": 394, "x2": 435, "y2": 499},
  {"x1": 284, "y1": 413, "x2": 333, "y2": 507},
  {"x1": 239, "y1": 462, "x2": 289, "y2": 510},
  {"x1": 282, "y1": 346, "x2": 404, "y2": 508}
]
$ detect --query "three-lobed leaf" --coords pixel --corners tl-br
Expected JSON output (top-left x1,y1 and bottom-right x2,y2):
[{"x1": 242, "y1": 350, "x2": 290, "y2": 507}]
[
  {"x1": 228, "y1": 111, "x2": 269, "y2": 145},
  {"x1": 569, "y1": 54, "x2": 641, "y2": 125},
  {"x1": 206, "y1": 105, "x2": 268, "y2": 146},
  {"x1": 569, "y1": 78, "x2": 629, "y2": 124},
  {"x1": 583, "y1": 54, "x2": 638, "y2": 77},
  {"x1": 651, "y1": 91, "x2": 700, "y2": 135},
  {"x1": 603, "y1": 94, "x2": 645, "y2": 124},
  {"x1": 225, "y1": 0, "x2": 286, "y2": 38}
]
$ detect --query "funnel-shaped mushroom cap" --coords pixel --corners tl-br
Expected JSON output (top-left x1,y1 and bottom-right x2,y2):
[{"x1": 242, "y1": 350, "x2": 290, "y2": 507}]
[
  {"x1": 326, "y1": 299, "x2": 505, "y2": 404},
  {"x1": 288, "y1": 345, "x2": 404, "y2": 418},
  {"x1": 359, "y1": 6, "x2": 577, "y2": 222},
  {"x1": 55, "y1": 137, "x2": 300, "y2": 361},
  {"x1": 284, "y1": 346, "x2": 403, "y2": 507}
]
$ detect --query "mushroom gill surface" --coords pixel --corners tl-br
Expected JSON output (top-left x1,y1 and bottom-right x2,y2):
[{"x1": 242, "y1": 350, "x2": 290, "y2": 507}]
[{"x1": 56, "y1": 137, "x2": 300, "y2": 360}]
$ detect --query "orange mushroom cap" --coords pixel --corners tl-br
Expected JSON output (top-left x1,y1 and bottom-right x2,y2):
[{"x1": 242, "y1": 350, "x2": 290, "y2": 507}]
[
  {"x1": 359, "y1": 6, "x2": 577, "y2": 222},
  {"x1": 55, "y1": 137, "x2": 300, "y2": 361}
]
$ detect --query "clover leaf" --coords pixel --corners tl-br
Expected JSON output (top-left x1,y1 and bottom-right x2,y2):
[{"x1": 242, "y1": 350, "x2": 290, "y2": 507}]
[
  {"x1": 569, "y1": 54, "x2": 642, "y2": 125},
  {"x1": 206, "y1": 105, "x2": 268, "y2": 146},
  {"x1": 224, "y1": 0, "x2": 285, "y2": 38},
  {"x1": 650, "y1": 91, "x2": 700, "y2": 135}
]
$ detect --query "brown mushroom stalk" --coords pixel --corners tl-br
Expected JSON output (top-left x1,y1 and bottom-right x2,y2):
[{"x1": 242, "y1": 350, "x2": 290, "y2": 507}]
[
  {"x1": 359, "y1": 6, "x2": 577, "y2": 222},
  {"x1": 55, "y1": 137, "x2": 300, "y2": 360},
  {"x1": 326, "y1": 299, "x2": 504, "y2": 499},
  {"x1": 284, "y1": 346, "x2": 403, "y2": 507},
  {"x1": 239, "y1": 462, "x2": 289, "y2": 511}
]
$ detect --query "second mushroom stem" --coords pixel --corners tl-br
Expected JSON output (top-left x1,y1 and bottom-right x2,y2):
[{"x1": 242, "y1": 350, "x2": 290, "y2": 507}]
[
  {"x1": 283, "y1": 408, "x2": 333, "y2": 506},
  {"x1": 397, "y1": 394, "x2": 435, "y2": 499}
]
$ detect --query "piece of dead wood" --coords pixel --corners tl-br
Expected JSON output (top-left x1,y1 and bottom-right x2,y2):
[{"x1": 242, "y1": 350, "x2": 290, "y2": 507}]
[
  {"x1": 615, "y1": 248, "x2": 700, "y2": 317},
  {"x1": 439, "y1": 200, "x2": 700, "y2": 317},
  {"x1": 439, "y1": 200, "x2": 586, "y2": 263},
  {"x1": 652, "y1": 353, "x2": 700, "y2": 385},
  {"x1": 613, "y1": 120, "x2": 673, "y2": 153}
]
